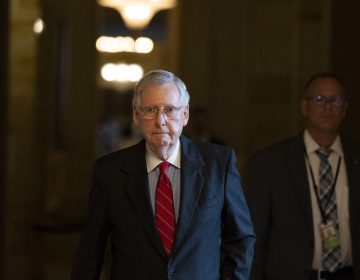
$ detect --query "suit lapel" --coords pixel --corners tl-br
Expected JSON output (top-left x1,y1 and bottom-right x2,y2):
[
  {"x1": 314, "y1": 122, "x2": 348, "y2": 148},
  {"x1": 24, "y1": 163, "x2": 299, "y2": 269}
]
[
  {"x1": 341, "y1": 138, "x2": 360, "y2": 246},
  {"x1": 342, "y1": 138, "x2": 360, "y2": 194},
  {"x1": 172, "y1": 136, "x2": 205, "y2": 255},
  {"x1": 286, "y1": 134, "x2": 314, "y2": 230},
  {"x1": 121, "y1": 140, "x2": 167, "y2": 259},
  {"x1": 121, "y1": 137, "x2": 206, "y2": 258}
]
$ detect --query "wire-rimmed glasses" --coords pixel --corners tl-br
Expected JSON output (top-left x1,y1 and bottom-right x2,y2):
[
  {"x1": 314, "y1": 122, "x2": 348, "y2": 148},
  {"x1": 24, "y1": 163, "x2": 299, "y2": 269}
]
[
  {"x1": 139, "y1": 105, "x2": 183, "y2": 120},
  {"x1": 306, "y1": 95, "x2": 345, "y2": 108}
]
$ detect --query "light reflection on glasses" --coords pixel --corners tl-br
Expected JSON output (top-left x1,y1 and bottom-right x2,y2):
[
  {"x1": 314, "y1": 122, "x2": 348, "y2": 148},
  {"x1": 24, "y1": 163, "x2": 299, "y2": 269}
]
[
  {"x1": 306, "y1": 95, "x2": 344, "y2": 107},
  {"x1": 139, "y1": 105, "x2": 183, "y2": 120}
]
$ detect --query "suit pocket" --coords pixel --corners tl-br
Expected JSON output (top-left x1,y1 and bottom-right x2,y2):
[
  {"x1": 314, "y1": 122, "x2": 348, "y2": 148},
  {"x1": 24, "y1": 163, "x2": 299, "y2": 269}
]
[
  {"x1": 198, "y1": 197, "x2": 218, "y2": 209},
  {"x1": 197, "y1": 198, "x2": 221, "y2": 221}
]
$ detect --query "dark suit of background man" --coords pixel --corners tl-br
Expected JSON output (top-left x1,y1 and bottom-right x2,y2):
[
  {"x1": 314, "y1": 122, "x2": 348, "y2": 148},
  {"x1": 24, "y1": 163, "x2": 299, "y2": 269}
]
[
  {"x1": 246, "y1": 72, "x2": 360, "y2": 280},
  {"x1": 71, "y1": 69, "x2": 255, "y2": 280}
]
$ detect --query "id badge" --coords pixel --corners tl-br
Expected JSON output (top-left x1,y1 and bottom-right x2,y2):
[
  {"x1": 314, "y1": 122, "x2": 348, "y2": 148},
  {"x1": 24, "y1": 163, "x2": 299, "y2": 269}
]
[{"x1": 320, "y1": 221, "x2": 340, "y2": 250}]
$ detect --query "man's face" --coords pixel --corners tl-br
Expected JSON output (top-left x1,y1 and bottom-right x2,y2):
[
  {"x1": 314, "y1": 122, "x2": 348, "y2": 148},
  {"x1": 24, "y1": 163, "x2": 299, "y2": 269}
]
[
  {"x1": 300, "y1": 78, "x2": 347, "y2": 135},
  {"x1": 133, "y1": 83, "x2": 189, "y2": 158}
]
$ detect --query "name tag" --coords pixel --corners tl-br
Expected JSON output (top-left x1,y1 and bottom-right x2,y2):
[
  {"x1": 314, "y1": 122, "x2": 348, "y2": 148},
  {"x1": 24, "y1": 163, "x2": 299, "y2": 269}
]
[{"x1": 320, "y1": 221, "x2": 340, "y2": 250}]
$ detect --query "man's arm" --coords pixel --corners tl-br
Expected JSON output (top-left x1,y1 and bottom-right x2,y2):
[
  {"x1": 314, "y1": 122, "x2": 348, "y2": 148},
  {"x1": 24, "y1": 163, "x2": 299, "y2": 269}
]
[
  {"x1": 245, "y1": 152, "x2": 271, "y2": 280},
  {"x1": 71, "y1": 160, "x2": 110, "y2": 280},
  {"x1": 221, "y1": 149, "x2": 256, "y2": 280}
]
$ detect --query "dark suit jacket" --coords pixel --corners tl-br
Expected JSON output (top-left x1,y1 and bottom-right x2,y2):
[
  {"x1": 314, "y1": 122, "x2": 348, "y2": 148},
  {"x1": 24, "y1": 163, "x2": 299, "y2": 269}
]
[
  {"x1": 71, "y1": 135, "x2": 255, "y2": 280},
  {"x1": 245, "y1": 133, "x2": 360, "y2": 280}
]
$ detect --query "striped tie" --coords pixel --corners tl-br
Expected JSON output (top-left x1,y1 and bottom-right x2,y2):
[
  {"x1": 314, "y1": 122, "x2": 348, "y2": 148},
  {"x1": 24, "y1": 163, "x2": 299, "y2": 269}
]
[
  {"x1": 155, "y1": 161, "x2": 175, "y2": 256},
  {"x1": 316, "y1": 148, "x2": 342, "y2": 272}
]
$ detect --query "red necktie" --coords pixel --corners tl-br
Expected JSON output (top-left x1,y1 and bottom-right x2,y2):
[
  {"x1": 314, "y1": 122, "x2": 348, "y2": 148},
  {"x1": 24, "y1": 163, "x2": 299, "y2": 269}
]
[{"x1": 155, "y1": 161, "x2": 175, "y2": 256}]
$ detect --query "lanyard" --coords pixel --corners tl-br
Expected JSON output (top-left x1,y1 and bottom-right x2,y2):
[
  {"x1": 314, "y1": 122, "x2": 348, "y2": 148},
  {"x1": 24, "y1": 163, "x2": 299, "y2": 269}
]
[{"x1": 304, "y1": 152, "x2": 341, "y2": 224}]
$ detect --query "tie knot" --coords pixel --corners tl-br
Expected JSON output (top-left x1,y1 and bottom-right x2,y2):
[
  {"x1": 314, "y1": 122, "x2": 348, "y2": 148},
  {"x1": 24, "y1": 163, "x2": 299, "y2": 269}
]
[
  {"x1": 159, "y1": 161, "x2": 170, "y2": 174},
  {"x1": 315, "y1": 148, "x2": 332, "y2": 161}
]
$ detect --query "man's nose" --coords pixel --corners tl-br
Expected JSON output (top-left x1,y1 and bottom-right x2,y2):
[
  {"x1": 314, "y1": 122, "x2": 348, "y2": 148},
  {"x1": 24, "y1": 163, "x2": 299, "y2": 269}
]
[
  {"x1": 154, "y1": 109, "x2": 166, "y2": 125},
  {"x1": 323, "y1": 98, "x2": 335, "y2": 108}
]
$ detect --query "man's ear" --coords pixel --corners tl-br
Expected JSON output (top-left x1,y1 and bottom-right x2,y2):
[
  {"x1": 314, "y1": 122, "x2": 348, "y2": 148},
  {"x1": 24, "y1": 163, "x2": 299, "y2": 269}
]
[
  {"x1": 300, "y1": 97, "x2": 308, "y2": 117},
  {"x1": 342, "y1": 100, "x2": 348, "y2": 119},
  {"x1": 133, "y1": 108, "x2": 139, "y2": 125},
  {"x1": 183, "y1": 105, "x2": 189, "y2": 126}
]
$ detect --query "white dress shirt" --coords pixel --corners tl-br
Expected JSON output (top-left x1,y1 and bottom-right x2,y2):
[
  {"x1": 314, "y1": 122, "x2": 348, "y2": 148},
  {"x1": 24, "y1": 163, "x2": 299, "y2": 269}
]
[
  {"x1": 303, "y1": 130, "x2": 352, "y2": 270},
  {"x1": 146, "y1": 140, "x2": 181, "y2": 221}
]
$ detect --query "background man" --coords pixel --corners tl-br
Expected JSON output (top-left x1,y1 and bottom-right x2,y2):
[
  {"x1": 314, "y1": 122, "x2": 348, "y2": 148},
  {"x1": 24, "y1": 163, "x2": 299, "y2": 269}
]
[
  {"x1": 246, "y1": 72, "x2": 360, "y2": 280},
  {"x1": 71, "y1": 69, "x2": 255, "y2": 279}
]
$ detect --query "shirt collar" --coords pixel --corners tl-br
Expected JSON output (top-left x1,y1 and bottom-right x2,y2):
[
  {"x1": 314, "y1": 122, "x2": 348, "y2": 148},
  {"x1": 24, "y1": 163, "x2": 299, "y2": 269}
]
[
  {"x1": 145, "y1": 140, "x2": 181, "y2": 173},
  {"x1": 303, "y1": 129, "x2": 343, "y2": 156}
]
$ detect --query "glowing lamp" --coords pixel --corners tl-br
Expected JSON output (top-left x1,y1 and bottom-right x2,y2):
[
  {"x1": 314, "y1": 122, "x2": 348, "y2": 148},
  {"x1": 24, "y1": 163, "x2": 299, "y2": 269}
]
[{"x1": 98, "y1": 0, "x2": 177, "y2": 30}]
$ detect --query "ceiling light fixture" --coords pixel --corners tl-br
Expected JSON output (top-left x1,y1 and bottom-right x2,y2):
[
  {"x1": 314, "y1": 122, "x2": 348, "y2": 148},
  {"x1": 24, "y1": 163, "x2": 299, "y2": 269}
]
[{"x1": 97, "y1": 0, "x2": 177, "y2": 30}]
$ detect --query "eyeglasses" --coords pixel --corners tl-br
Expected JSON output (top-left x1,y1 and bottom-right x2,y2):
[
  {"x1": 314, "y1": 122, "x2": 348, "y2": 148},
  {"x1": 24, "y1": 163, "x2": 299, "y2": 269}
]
[
  {"x1": 306, "y1": 95, "x2": 345, "y2": 108},
  {"x1": 139, "y1": 105, "x2": 183, "y2": 120}
]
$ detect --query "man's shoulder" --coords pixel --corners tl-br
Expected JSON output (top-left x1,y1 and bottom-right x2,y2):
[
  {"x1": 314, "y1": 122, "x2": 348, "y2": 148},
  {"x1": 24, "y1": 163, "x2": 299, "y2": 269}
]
[
  {"x1": 180, "y1": 135, "x2": 234, "y2": 169},
  {"x1": 341, "y1": 136, "x2": 360, "y2": 149},
  {"x1": 340, "y1": 135, "x2": 360, "y2": 161},
  {"x1": 254, "y1": 133, "x2": 303, "y2": 158},
  {"x1": 95, "y1": 139, "x2": 145, "y2": 169},
  {"x1": 182, "y1": 135, "x2": 231, "y2": 155}
]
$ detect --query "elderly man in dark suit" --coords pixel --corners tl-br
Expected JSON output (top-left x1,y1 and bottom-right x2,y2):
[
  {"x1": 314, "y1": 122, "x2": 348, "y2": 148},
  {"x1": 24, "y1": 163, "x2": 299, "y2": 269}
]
[
  {"x1": 71, "y1": 69, "x2": 255, "y2": 280},
  {"x1": 246, "y1": 72, "x2": 360, "y2": 280}
]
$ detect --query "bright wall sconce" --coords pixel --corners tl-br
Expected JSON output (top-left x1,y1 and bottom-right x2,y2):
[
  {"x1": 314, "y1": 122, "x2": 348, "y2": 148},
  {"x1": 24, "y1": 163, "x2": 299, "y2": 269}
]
[
  {"x1": 96, "y1": 36, "x2": 154, "y2": 53},
  {"x1": 101, "y1": 63, "x2": 144, "y2": 83},
  {"x1": 97, "y1": 0, "x2": 177, "y2": 30},
  {"x1": 33, "y1": 18, "x2": 45, "y2": 34}
]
